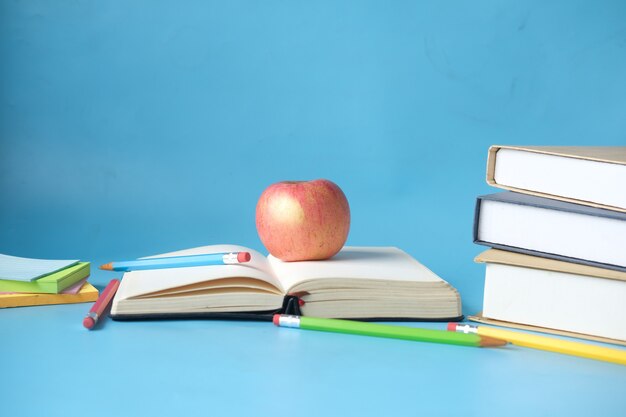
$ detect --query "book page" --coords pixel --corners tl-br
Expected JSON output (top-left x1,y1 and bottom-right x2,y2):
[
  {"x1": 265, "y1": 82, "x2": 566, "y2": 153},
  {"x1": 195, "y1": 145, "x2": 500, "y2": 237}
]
[
  {"x1": 268, "y1": 247, "x2": 445, "y2": 292},
  {"x1": 115, "y1": 244, "x2": 284, "y2": 300}
]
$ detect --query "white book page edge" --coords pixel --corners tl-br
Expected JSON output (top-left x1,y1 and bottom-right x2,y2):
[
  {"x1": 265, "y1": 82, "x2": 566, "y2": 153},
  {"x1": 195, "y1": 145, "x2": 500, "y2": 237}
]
[
  {"x1": 483, "y1": 263, "x2": 626, "y2": 341},
  {"x1": 494, "y1": 149, "x2": 626, "y2": 209},
  {"x1": 478, "y1": 200, "x2": 626, "y2": 267}
]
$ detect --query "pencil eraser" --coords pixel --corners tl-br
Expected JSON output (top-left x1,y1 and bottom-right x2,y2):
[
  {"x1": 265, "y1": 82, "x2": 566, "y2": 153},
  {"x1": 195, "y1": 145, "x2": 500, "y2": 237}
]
[
  {"x1": 83, "y1": 317, "x2": 95, "y2": 329},
  {"x1": 238, "y1": 252, "x2": 251, "y2": 263},
  {"x1": 447, "y1": 322, "x2": 457, "y2": 332},
  {"x1": 272, "y1": 314, "x2": 280, "y2": 326}
]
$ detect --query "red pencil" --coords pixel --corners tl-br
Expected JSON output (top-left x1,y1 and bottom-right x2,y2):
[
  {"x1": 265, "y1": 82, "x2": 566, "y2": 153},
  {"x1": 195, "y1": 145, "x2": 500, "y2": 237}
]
[{"x1": 83, "y1": 279, "x2": 120, "y2": 330}]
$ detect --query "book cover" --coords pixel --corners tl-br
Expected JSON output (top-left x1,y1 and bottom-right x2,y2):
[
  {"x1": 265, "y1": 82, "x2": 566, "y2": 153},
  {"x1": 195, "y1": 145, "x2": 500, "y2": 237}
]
[{"x1": 475, "y1": 248, "x2": 626, "y2": 282}]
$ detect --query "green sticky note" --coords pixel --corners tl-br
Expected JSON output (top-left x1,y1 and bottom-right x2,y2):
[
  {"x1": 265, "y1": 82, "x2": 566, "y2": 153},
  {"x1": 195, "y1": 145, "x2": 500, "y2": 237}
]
[{"x1": 0, "y1": 263, "x2": 91, "y2": 294}]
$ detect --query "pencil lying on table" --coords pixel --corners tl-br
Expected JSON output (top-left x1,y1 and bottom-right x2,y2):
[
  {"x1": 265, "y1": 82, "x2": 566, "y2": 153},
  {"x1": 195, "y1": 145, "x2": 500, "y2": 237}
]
[
  {"x1": 100, "y1": 251, "x2": 252, "y2": 272},
  {"x1": 274, "y1": 315, "x2": 507, "y2": 348},
  {"x1": 83, "y1": 279, "x2": 120, "y2": 330},
  {"x1": 449, "y1": 323, "x2": 626, "y2": 365}
]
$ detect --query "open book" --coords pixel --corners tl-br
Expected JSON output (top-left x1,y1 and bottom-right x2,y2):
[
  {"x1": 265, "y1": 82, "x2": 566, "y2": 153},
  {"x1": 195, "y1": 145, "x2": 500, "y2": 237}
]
[{"x1": 110, "y1": 245, "x2": 462, "y2": 321}]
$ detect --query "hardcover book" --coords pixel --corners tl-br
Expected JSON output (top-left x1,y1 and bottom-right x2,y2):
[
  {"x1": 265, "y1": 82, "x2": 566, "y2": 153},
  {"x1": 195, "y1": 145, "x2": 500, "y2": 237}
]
[
  {"x1": 486, "y1": 145, "x2": 626, "y2": 212},
  {"x1": 110, "y1": 245, "x2": 462, "y2": 322},
  {"x1": 474, "y1": 249, "x2": 626, "y2": 344},
  {"x1": 474, "y1": 192, "x2": 626, "y2": 272}
]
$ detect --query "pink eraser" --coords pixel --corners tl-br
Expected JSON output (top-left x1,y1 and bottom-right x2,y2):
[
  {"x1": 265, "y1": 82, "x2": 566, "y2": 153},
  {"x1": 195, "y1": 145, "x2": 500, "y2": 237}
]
[
  {"x1": 83, "y1": 316, "x2": 95, "y2": 330},
  {"x1": 447, "y1": 322, "x2": 457, "y2": 332},
  {"x1": 238, "y1": 252, "x2": 251, "y2": 263},
  {"x1": 272, "y1": 314, "x2": 280, "y2": 326}
]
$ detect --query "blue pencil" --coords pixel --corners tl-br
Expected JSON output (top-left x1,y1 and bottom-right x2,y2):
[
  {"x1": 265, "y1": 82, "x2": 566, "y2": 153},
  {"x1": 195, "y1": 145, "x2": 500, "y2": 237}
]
[{"x1": 99, "y1": 251, "x2": 251, "y2": 272}]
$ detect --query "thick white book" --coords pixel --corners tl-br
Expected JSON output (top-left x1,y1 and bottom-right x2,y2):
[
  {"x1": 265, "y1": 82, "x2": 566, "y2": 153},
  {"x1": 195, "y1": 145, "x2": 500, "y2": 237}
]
[
  {"x1": 474, "y1": 192, "x2": 626, "y2": 272},
  {"x1": 486, "y1": 145, "x2": 626, "y2": 213},
  {"x1": 474, "y1": 249, "x2": 626, "y2": 343}
]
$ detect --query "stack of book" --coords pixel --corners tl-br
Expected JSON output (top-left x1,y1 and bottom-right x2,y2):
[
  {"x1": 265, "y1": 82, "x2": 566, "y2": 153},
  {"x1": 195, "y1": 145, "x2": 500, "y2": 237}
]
[
  {"x1": 471, "y1": 146, "x2": 626, "y2": 345},
  {"x1": 0, "y1": 254, "x2": 98, "y2": 308}
]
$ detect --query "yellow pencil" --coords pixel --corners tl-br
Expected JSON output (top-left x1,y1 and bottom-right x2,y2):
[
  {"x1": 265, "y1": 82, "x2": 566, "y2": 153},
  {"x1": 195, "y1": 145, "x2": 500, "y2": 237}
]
[{"x1": 448, "y1": 323, "x2": 626, "y2": 366}]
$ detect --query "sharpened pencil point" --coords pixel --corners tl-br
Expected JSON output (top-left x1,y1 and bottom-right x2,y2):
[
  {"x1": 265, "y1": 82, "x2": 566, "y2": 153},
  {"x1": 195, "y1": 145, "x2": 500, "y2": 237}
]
[
  {"x1": 99, "y1": 263, "x2": 113, "y2": 271},
  {"x1": 479, "y1": 335, "x2": 508, "y2": 348}
]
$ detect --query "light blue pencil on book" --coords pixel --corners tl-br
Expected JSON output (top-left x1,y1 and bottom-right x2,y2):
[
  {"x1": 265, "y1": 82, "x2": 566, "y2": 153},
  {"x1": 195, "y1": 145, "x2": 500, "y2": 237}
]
[{"x1": 99, "y1": 251, "x2": 251, "y2": 272}]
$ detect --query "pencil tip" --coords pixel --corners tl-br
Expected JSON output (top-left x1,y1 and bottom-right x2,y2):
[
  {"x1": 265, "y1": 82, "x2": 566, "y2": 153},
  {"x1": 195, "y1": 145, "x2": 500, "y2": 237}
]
[
  {"x1": 99, "y1": 263, "x2": 113, "y2": 271},
  {"x1": 480, "y1": 335, "x2": 508, "y2": 348}
]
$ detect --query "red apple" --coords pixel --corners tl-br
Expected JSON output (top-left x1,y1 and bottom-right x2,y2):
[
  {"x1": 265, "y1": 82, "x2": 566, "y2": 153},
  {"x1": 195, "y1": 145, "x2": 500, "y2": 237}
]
[{"x1": 256, "y1": 179, "x2": 350, "y2": 262}]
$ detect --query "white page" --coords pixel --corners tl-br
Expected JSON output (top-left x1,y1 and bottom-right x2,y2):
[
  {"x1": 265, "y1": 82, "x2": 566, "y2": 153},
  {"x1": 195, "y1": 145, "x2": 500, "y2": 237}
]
[
  {"x1": 268, "y1": 246, "x2": 444, "y2": 292},
  {"x1": 115, "y1": 244, "x2": 283, "y2": 300},
  {"x1": 0, "y1": 254, "x2": 78, "y2": 281}
]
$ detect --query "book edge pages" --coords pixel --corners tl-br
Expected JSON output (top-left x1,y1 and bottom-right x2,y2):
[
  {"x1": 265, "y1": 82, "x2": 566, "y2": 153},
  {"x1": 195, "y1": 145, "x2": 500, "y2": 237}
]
[
  {"x1": 272, "y1": 246, "x2": 462, "y2": 319},
  {"x1": 486, "y1": 145, "x2": 626, "y2": 213}
]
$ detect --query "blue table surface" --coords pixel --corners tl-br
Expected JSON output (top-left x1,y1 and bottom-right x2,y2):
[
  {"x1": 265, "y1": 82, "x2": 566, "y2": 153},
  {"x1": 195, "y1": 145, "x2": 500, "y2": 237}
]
[{"x1": 2, "y1": 263, "x2": 625, "y2": 417}]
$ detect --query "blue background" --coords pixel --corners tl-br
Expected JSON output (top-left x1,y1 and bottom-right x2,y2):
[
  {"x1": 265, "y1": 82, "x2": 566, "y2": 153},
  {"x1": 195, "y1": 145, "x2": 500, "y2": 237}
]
[{"x1": 1, "y1": 1, "x2": 625, "y2": 416}]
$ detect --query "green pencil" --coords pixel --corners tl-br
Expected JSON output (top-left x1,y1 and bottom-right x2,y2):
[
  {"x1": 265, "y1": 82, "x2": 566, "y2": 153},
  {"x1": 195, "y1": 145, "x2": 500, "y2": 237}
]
[{"x1": 273, "y1": 315, "x2": 507, "y2": 348}]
